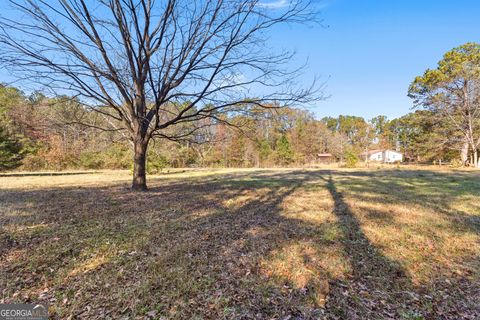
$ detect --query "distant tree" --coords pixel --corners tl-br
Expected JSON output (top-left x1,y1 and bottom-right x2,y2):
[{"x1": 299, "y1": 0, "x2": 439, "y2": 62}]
[
  {"x1": 370, "y1": 115, "x2": 390, "y2": 148},
  {"x1": 0, "y1": 85, "x2": 29, "y2": 170},
  {"x1": 321, "y1": 115, "x2": 375, "y2": 160},
  {"x1": 0, "y1": 0, "x2": 319, "y2": 190},
  {"x1": 321, "y1": 116, "x2": 339, "y2": 132},
  {"x1": 359, "y1": 120, "x2": 375, "y2": 165},
  {"x1": 388, "y1": 110, "x2": 460, "y2": 163},
  {"x1": 0, "y1": 126, "x2": 23, "y2": 170},
  {"x1": 337, "y1": 115, "x2": 367, "y2": 145},
  {"x1": 0, "y1": 85, "x2": 23, "y2": 118},
  {"x1": 275, "y1": 134, "x2": 294, "y2": 165},
  {"x1": 409, "y1": 43, "x2": 480, "y2": 167}
]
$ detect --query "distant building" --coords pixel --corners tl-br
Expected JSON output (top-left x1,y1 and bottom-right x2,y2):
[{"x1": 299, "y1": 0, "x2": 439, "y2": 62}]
[
  {"x1": 317, "y1": 153, "x2": 334, "y2": 163},
  {"x1": 362, "y1": 149, "x2": 403, "y2": 163}
]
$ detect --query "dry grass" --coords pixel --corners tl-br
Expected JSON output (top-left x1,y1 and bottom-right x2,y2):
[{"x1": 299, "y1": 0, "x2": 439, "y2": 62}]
[{"x1": 0, "y1": 168, "x2": 479, "y2": 319}]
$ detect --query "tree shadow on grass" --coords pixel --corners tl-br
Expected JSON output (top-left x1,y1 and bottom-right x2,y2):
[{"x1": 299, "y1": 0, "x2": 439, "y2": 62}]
[
  {"x1": 1, "y1": 171, "x2": 335, "y2": 319},
  {"x1": 324, "y1": 169, "x2": 480, "y2": 319},
  {"x1": 1, "y1": 169, "x2": 479, "y2": 319},
  {"x1": 134, "y1": 170, "x2": 337, "y2": 319},
  {"x1": 332, "y1": 169, "x2": 480, "y2": 236},
  {"x1": 322, "y1": 172, "x2": 414, "y2": 319}
]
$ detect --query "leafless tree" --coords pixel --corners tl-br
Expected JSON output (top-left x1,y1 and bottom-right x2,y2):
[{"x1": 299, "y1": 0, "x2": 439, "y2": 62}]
[{"x1": 0, "y1": 0, "x2": 320, "y2": 190}]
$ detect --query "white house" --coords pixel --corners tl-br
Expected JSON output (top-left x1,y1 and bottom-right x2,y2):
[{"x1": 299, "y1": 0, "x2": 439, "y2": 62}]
[{"x1": 363, "y1": 149, "x2": 403, "y2": 163}]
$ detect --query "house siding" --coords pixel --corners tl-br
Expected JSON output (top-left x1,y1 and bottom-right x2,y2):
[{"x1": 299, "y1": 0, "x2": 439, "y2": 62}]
[{"x1": 367, "y1": 150, "x2": 403, "y2": 163}]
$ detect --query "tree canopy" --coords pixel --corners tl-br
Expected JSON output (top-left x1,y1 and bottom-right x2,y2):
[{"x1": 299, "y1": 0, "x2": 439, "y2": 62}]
[{"x1": 409, "y1": 42, "x2": 480, "y2": 167}]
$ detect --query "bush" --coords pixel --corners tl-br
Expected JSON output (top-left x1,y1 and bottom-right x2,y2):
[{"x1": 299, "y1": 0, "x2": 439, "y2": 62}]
[
  {"x1": 449, "y1": 158, "x2": 463, "y2": 168},
  {"x1": 20, "y1": 154, "x2": 47, "y2": 171},
  {"x1": 344, "y1": 151, "x2": 359, "y2": 168},
  {"x1": 79, "y1": 152, "x2": 104, "y2": 169},
  {"x1": 102, "y1": 145, "x2": 131, "y2": 169},
  {"x1": 147, "y1": 152, "x2": 169, "y2": 174}
]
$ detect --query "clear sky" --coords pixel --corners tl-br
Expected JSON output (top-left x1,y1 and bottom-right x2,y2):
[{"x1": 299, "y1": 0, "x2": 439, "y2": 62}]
[{"x1": 269, "y1": 0, "x2": 480, "y2": 120}]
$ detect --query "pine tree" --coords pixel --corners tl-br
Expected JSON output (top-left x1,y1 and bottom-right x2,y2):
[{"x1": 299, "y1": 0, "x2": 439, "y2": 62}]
[
  {"x1": 0, "y1": 126, "x2": 23, "y2": 171},
  {"x1": 276, "y1": 135, "x2": 294, "y2": 165}
]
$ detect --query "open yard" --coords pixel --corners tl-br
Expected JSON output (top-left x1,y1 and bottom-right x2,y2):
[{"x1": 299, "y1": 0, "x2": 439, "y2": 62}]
[{"x1": 1, "y1": 168, "x2": 479, "y2": 319}]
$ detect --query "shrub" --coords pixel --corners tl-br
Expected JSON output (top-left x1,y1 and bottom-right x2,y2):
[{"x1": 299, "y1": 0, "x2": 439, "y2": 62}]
[
  {"x1": 147, "y1": 153, "x2": 169, "y2": 174},
  {"x1": 344, "y1": 151, "x2": 359, "y2": 168},
  {"x1": 102, "y1": 145, "x2": 131, "y2": 169},
  {"x1": 449, "y1": 158, "x2": 463, "y2": 168},
  {"x1": 20, "y1": 154, "x2": 47, "y2": 171},
  {"x1": 79, "y1": 152, "x2": 104, "y2": 169}
]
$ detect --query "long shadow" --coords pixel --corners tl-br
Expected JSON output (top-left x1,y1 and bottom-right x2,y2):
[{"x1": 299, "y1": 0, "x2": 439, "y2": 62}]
[
  {"x1": 325, "y1": 173, "x2": 409, "y2": 281},
  {"x1": 323, "y1": 172, "x2": 415, "y2": 319},
  {"x1": 332, "y1": 169, "x2": 480, "y2": 237},
  {"x1": 323, "y1": 170, "x2": 480, "y2": 319},
  {"x1": 1, "y1": 169, "x2": 479, "y2": 319},
  {"x1": 1, "y1": 170, "x2": 332, "y2": 319},
  {"x1": 137, "y1": 170, "x2": 335, "y2": 318}
]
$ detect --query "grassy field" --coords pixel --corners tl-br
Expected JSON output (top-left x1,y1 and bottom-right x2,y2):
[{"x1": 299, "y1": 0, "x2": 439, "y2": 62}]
[{"x1": 1, "y1": 168, "x2": 479, "y2": 319}]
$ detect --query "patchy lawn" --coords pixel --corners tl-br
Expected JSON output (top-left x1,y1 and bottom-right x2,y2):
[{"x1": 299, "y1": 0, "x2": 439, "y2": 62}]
[{"x1": 0, "y1": 168, "x2": 479, "y2": 319}]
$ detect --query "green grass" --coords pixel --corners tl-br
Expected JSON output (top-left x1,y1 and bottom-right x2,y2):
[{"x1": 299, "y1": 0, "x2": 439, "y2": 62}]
[{"x1": 0, "y1": 168, "x2": 479, "y2": 319}]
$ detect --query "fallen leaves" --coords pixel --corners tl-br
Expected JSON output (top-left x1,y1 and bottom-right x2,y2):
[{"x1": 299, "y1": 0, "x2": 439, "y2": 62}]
[{"x1": 0, "y1": 169, "x2": 479, "y2": 319}]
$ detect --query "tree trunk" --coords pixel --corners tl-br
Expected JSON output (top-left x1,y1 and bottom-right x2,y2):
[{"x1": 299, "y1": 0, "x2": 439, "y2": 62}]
[
  {"x1": 461, "y1": 141, "x2": 469, "y2": 166},
  {"x1": 475, "y1": 149, "x2": 479, "y2": 168},
  {"x1": 364, "y1": 148, "x2": 369, "y2": 167},
  {"x1": 132, "y1": 138, "x2": 148, "y2": 191}
]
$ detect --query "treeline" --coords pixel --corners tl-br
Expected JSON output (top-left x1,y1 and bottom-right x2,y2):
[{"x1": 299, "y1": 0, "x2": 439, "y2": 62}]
[
  {"x1": 0, "y1": 83, "x2": 474, "y2": 172},
  {"x1": 0, "y1": 87, "x2": 131, "y2": 171},
  {"x1": 2, "y1": 43, "x2": 480, "y2": 171}
]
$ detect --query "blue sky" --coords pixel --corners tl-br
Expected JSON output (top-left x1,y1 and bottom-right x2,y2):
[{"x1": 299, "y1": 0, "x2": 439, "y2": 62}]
[
  {"x1": 0, "y1": 1, "x2": 478, "y2": 121},
  {"x1": 269, "y1": 0, "x2": 480, "y2": 120}
]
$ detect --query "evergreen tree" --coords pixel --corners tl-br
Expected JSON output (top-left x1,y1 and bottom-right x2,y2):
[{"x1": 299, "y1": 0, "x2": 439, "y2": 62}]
[
  {"x1": 0, "y1": 126, "x2": 23, "y2": 170},
  {"x1": 275, "y1": 135, "x2": 294, "y2": 165}
]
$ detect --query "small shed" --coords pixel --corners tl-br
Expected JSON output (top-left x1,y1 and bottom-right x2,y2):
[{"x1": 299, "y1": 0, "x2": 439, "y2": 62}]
[{"x1": 317, "y1": 153, "x2": 334, "y2": 163}]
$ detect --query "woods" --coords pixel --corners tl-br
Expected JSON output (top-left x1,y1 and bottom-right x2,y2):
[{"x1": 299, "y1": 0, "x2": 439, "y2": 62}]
[
  {"x1": 1, "y1": 82, "x2": 478, "y2": 171},
  {"x1": 3, "y1": 40, "x2": 480, "y2": 171}
]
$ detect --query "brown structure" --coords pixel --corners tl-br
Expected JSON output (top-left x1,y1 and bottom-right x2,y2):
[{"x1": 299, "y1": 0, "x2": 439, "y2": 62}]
[{"x1": 317, "y1": 153, "x2": 334, "y2": 163}]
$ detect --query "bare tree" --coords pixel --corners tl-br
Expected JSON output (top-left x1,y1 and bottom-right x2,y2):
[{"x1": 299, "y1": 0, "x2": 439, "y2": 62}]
[{"x1": 0, "y1": 0, "x2": 319, "y2": 190}]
